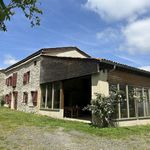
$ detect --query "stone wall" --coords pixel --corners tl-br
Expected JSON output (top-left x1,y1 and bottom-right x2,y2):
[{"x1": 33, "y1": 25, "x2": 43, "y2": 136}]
[
  {"x1": 0, "y1": 71, "x2": 5, "y2": 98},
  {"x1": 91, "y1": 69, "x2": 109, "y2": 99},
  {"x1": 4, "y1": 57, "x2": 41, "y2": 112}
]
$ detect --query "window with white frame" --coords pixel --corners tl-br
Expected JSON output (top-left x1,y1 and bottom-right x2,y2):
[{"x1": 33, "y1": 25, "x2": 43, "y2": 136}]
[
  {"x1": 109, "y1": 83, "x2": 150, "y2": 119},
  {"x1": 40, "y1": 82, "x2": 60, "y2": 109}
]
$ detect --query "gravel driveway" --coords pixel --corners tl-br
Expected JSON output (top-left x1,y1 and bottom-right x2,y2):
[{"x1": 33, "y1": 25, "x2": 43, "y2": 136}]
[{"x1": 0, "y1": 126, "x2": 150, "y2": 150}]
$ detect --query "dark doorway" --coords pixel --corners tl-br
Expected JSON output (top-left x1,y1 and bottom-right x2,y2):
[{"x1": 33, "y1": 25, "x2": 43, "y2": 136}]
[{"x1": 63, "y1": 75, "x2": 91, "y2": 120}]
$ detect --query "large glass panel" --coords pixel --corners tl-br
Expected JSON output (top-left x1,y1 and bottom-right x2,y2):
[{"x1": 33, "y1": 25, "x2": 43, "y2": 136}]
[
  {"x1": 136, "y1": 88, "x2": 144, "y2": 117},
  {"x1": 47, "y1": 83, "x2": 52, "y2": 108},
  {"x1": 109, "y1": 84, "x2": 118, "y2": 119},
  {"x1": 144, "y1": 88, "x2": 149, "y2": 116},
  {"x1": 120, "y1": 85, "x2": 127, "y2": 118},
  {"x1": 41, "y1": 84, "x2": 46, "y2": 108},
  {"x1": 54, "y1": 82, "x2": 60, "y2": 109},
  {"x1": 148, "y1": 89, "x2": 150, "y2": 116},
  {"x1": 128, "y1": 86, "x2": 136, "y2": 117}
]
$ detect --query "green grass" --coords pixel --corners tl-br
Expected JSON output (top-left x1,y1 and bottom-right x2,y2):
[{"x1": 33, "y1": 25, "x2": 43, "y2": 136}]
[{"x1": 0, "y1": 107, "x2": 150, "y2": 139}]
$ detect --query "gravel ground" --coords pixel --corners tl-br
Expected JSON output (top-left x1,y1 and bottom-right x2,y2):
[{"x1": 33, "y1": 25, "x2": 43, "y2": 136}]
[{"x1": 0, "y1": 126, "x2": 150, "y2": 150}]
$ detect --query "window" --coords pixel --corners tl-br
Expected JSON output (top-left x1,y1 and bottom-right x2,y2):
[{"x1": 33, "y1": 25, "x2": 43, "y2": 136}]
[
  {"x1": 109, "y1": 83, "x2": 118, "y2": 119},
  {"x1": 41, "y1": 84, "x2": 46, "y2": 108},
  {"x1": 6, "y1": 76, "x2": 13, "y2": 86},
  {"x1": 40, "y1": 82, "x2": 61, "y2": 109},
  {"x1": 34, "y1": 61, "x2": 37, "y2": 66},
  {"x1": 5, "y1": 93, "x2": 12, "y2": 108},
  {"x1": 54, "y1": 82, "x2": 60, "y2": 109},
  {"x1": 109, "y1": 82, "x2": 150, "y2": 119},
  {"x1": 120, "y1": 84, "x2": 128, "y2": 118},
  {"x1": 5, "y1": 94, "x2": 9, "y2": 104},
  {"x1": 23, "y1": 92, "x2": 28, "y2": 104},
  {"x1": 136, "y1": 88, "x2": 144, "y2": 117},
  {"x1": 31, "y1": 91, "x2": 38, "y2": 106},
  {"x1": 47, "y1": 84, "x2": 52, "y2": 108},
  {"x1": 128, "y1": 86, "x2": 136, "y2": 117},
  {"x1": 23, "y1": 71, "x2": 30, "y2": 85},
  {"x1": 144, "y1": 88, "x2": 150, "y2": 116}
]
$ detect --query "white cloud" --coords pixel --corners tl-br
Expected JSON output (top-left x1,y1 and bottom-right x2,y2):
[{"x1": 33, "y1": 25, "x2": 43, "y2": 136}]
[
  {"x1": 96, "y1": 28, "x2": 119, "y2": 42},
  {"x1": 121, "y1": 18, "x2": 150, "y2": 54},
  {"x1": 139, "y1": 66, "x2": 150, "y2": 71},
  {"x1": 84, "y1": 0, "x2": 150, "y2": 21},
  {"x1": 4, "y1": 55, "x2": 18, "y2": 66},
  {"x1": 116, "y1": 55, "x2": 140, "y2": 64}
]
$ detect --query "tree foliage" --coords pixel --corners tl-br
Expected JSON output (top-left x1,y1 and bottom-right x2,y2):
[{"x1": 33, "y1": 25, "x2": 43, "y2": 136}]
[{"x1": 0, "y1": 0, "x2": 42, "y2": 31}]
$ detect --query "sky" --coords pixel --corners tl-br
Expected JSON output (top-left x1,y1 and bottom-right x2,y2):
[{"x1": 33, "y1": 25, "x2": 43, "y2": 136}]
[{"x1": 0, "y1": 0, "x2": 150, "y2": 71}]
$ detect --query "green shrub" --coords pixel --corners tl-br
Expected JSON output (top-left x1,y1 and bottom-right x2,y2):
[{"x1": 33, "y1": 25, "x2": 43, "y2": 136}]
[
  {"x1": 84, "y1": 92, "x2": 123, "y2": 128},
  {"x1": 0, "y1": 96, "x2": 5, "y2": 107}
]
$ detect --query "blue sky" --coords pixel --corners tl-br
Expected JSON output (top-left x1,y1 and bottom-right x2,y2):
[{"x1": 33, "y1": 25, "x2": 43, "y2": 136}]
[{"x1": 0, "y1": 0, "x2": 150, "y2": 71}]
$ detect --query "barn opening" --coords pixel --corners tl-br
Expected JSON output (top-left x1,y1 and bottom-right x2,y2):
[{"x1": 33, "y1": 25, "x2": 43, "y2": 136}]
[{"x1": 63, "y1": 75, "x2": 91, "y2": 120}]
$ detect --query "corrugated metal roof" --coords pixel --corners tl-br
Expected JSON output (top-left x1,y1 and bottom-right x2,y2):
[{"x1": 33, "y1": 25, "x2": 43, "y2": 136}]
[{"x1": 98, "y1": 58, "x2": 150, "y2": 76}]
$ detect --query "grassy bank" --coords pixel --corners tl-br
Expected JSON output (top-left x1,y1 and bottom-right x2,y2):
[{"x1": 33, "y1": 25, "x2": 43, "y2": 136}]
[{"x1": 0, "y1": 107, "x2": 150, "y2": 139}]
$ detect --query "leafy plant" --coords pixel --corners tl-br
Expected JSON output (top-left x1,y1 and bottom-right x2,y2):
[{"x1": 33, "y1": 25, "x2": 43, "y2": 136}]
[{"x1": 84, "y1": 91, "x2": 124, "y2": 128}]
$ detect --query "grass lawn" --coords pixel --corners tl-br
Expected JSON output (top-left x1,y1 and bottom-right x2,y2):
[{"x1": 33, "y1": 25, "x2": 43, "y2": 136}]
[{"x1": 1, "y1": 107, "x2": 150, "y2": 139}]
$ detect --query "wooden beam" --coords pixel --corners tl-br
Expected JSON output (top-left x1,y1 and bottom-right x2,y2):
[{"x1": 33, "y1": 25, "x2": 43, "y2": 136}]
[{"x1": 60, "y1": 82, "x2": 64, "y2": 109}]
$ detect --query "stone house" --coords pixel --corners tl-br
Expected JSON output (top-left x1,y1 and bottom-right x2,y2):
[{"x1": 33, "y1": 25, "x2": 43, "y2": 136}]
[{"x1": 1, "y1": 47, "x2": 150, "y2": 126}]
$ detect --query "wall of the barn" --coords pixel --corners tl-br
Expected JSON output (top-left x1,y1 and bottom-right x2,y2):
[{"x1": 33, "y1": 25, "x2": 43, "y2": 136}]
[
  {"x1": 91, "y1": 70, "x2": 109, "y2": 99},
  {"x1": 0, "y1": 71, "x2": 5, "y2": 97},
  {"x1": 108, "y1": 70, "x2": 150, "y2": 87},
  {"x1": 44, "y1": 49, "x2": 88, "y2": 58},
  {"x1": 39, "y1": 109, "x2": 64, "y2": 119},
  {"x1": 40, "y1": 56, "x2": 98, "y2": 84},
  {"x1": 4, "y1": 57, "x2": 41, "y2": 112}
]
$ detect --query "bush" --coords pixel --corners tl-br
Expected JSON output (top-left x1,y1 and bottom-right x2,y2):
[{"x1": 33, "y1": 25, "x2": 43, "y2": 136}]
[
  {"x1": 84, "y1": 92, "x2": 123, "y2": 128},
  {"x1": 0, "y1": 96, "x2": 5, "y2": 107}
]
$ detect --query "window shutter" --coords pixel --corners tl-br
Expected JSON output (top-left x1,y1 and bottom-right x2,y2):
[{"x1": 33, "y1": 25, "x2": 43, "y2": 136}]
[
  {"x1": 32, "y1": 91, "x2": 38, "y2": 106},
  {"x1": 5, "y1": 95, "x2": 9, "y2": 104},
  {"x1": 8, "y1": 78, "x2": 9, "y2": 86},
  {"x1": 10, "y1": 77, "x2": 13, "y2": 86},
  {"x1": 27, "y1": 71, "x2": 30, "y2": 83},
  {"x1": 12, "y1": 73, "x2": 17, "y2": 87}
]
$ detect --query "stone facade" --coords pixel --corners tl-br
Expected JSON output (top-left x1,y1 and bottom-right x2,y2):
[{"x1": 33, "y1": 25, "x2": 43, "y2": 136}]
[
  {"x1": 3, "y1": 47, "x2": 89, "y2": 114},
  {"x1": 4, "y1": 57, "x2": 41, "y2": 112},
  {"x1": 0, "y1": 71, "x2": 5, "y2": 97}
]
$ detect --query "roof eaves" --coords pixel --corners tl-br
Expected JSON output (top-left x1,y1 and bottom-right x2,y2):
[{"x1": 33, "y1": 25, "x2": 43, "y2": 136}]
[
  {"x1": 5, "y1": 49, "x2": 43, "y2": 72},
  {"x1": 99, "y1": 58, "x2": 150, "y2": 76}
]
